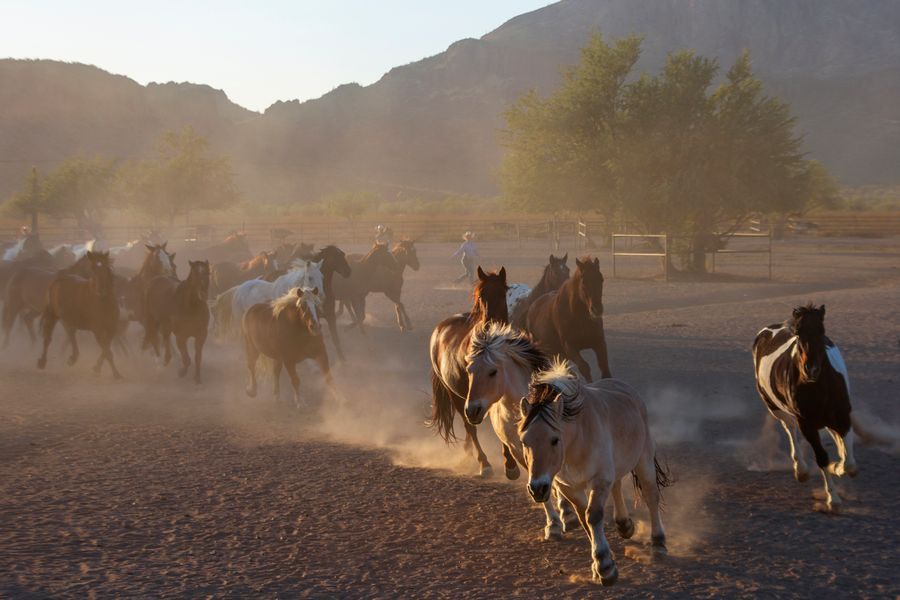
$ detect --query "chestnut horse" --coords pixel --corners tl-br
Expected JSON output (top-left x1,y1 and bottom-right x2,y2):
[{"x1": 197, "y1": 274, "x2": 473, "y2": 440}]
[
  {"x1": 526, "y1": 256, "x2": 611, "y2": 381},
  {"x1": 242, "y1": 287, "x2": 332, "y2": 408},
  {"x1": 37, "y1": 251, "x2": 122, "y2": 379},
  {"x1": 510, "y1": 253, "x2": 570, "y2": 329},
  {"x1": 143, "y1": 261, "x2": 211, "y2": 382},
  {"x1": 428, "y1": 266, "x2": 509, "y2": 476},
  {"x1": 211, "y1": 251, "x2": 278, "y2": 295}
]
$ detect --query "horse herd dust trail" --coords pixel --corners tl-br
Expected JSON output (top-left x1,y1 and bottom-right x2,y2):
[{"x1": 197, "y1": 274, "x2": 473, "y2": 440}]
[{"x1": 1, "y1": 238, "x2": 899, "y2": 598}]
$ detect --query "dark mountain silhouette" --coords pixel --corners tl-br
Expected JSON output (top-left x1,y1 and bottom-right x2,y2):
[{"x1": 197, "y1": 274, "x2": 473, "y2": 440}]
[{"x1": 2, "y1": 0, "x2": 898, "y2": 202}]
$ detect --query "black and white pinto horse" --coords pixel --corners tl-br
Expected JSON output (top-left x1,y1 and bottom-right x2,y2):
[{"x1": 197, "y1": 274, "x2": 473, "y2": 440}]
[{"x1": 753, "y1": 304, "x2": 857, "y2": 512}]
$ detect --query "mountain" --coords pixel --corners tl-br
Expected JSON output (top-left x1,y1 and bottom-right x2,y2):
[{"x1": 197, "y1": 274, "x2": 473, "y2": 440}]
[{"x1": 2, "y1": 0, "x2": 899, "y2": 203}]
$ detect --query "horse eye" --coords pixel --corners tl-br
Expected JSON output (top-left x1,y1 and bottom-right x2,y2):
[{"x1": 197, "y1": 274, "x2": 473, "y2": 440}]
[
  {"x1": 550, "y1": 438, "x2": 559, "y2": 447},
  {"x1": 488, "y1": 369, "x2": 498, "y2": 377}
]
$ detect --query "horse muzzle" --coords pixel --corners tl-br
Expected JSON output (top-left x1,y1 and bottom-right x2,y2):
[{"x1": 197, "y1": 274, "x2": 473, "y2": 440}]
[
  {"x1": 464, "y1": 403, "x2": 485, "y2": 425},
  {"x1": 527, "y1": 480, "x2": 551, "y2": 503}
]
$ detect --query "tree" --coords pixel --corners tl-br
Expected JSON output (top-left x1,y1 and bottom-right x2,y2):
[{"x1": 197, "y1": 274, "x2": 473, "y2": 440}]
[
  {"x1": 501, "y1": 35, "x2": 828, "y2": 272},
  {"x1": 42, "y1": 156, "x2": 118, "y2": 235},
  {"x1": 7, "y1": 167, "x2": 43, "y2": 233},
  {"x1": 121, "y1": 126, "x2": 239, "y2": 224}
]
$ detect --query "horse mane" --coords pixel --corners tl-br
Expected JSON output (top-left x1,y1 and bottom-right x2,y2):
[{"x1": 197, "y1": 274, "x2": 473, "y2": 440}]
[
  {"x1": 467, "y1": 322, "x2": 548, "y2": 373},
  {"x1": 520, "y1": 358, "x2": 584, "y2": 433},
  {"x1": 270, "y1": 288, "x2": 301, "y2": 318}
]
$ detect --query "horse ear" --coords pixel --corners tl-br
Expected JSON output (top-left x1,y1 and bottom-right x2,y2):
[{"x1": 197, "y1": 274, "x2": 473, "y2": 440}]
[
  {"x1": 162, "y1": 242, "x2": 168, "y2": 250},
  {"x1": 575, "y1": 258, "x2": 584, "y2": 269},
  {"x1": 170, "y1": 252, "x2": 176, "y2": 262},
  {"x1": 593, "y1": 257, "x2": 599, "y2": 267},
  {"x1": 520, "y1": 396, "x2": 529, "y2": 418},
  {"x1": 498, "y1": 267, "x2": 507, "y2": 282},
  {"x1": 477, "y1": 266, "x2": 487, "y2": 281},
  {"x1": 819, "y1": 304, "x2": 826, "y2": 318},
  {"x1": 311, "y1": 287, "x2": 319, "y2": 295},
  {"x1": 145, "y1": 244, "x2": 154, "y2": 251},
  {"x1": 562, "y1": 253, "x2": 568, "y2": 264}
]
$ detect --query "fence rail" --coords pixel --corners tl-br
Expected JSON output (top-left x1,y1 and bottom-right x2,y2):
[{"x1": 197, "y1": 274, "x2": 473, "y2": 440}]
[{"x1": 611, "y1": 233, "x2": 669, "y2": 281}]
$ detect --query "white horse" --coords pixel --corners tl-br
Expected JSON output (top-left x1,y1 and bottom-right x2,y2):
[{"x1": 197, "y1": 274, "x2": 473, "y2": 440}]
[
  {"x1": 519, "y1": 359, "x2": 670, "y2": 586},
  {"x1": 464, "y1": 322, "x2": 578, "y2": 540},
  {"x1": 506, "y1": 283, "x2": 530, "y2": 318},
  {"x1": 231, "y1": 260, "x2": 324, "y2": 330}
]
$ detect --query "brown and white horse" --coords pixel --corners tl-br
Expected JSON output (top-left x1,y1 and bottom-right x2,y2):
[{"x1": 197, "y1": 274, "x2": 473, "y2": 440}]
[
  {"x1": 753, "y1": 304, "x2": 858, "y2": 512},
  {"x1": 526, "y1": 256, "x2": 611, "y2": 380},
  {"x1": 428, "y1": 266, "x2": 509, "y2": 476},
  {"x1": 520, "y1": 359, "x2": 670, "y2": 585}
]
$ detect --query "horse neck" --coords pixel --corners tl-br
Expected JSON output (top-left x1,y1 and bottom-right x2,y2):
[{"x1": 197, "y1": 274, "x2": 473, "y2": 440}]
[
  {"x1": 498, "y1": 360, "x2": 533, "y2": 414},
  {"x1": 557, "y1": 277, "x2": 584, "y2": 315},
  {"x1": 533, "y1": 268, "x2": 555, "y2": 296}
]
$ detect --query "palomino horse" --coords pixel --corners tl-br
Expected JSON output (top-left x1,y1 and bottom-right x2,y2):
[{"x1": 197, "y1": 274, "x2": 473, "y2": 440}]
[
  {"x1": 753, "y1": 304, "x2": 860, "y2": 512},
  {"x1": 465, "y1": 322, "x2": 580, "y2": 539},
  {"x1": 526, "y1": 256, "x2": 611, "y2": 380},
  {"x1": 341, "y1": 238, "x2": 420, "y2": 332},
  {"x1": 429, "y1": 267, "x2": 509, "y2": 477},
  {"x1": 510, "y1": 254, "x2": 570, "y2": 328},
  {"x1": 211, "y1": 251, "x2": 278, "y2": 295},
  {"x1": 330, "y1": 243, "x2": 401, "y2": 335},
  {"x1": 143, "y1": 261, "x2": 211, "y2": 382},
  {"x1": 37, "y1": 251, "x2": 122, "y2": 379},
  {"x1": 241, "y1": 287, "x2": 332, "y2": 408},
  {"x1": 520, "y1": 359, "x2": 670, "y2": 586},
  {"x1": 3, "y1": 255, "x2": 93, "y2": 346}
]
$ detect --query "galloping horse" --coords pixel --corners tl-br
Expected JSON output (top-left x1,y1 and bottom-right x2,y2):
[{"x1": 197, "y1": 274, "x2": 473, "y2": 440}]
[
  {"x1": 125, "y1": 243, "x2": 178, "y2": 329},
  {"x1": 143, "y1": 261, "x2": 211, "y2": 382},
  {"x1": 230, "y1": 260, "x2": 324, "y2": 330},
  {"x1": 241, "y1": 287, "x2": 332, "y2": 408},
  {"x1": 341, "y1": 239, "x2": 420, "y2": 332},
  {"x1": 211, "y1": 251, "x2": 278, "y2": 295},
  {"x1": 465, "y1": 322, "x2": 579, "y2": 539},
  {"x1": 307, "y1": 245, "x2": 352, "y2": 360},
  {"x1": 510, "y1": 254, "x2": 570, "y2": 328},
  {"x1": 526, "y1": 256, "x2": 611, "y2": 380},
  {"x1": 184, "y1": 231, "x2": 253, "y2": 265},
  {"x1": 520, "y1": 359, "x2": 670, "y2": 585},
  {"x1": 330, "y1": 243, "x2": 401, "y2": 335},
  {"x1": 753, "y1": 304, "x2": 860, "y2": 512},
  {"x1": 428, "y1": 267, "x2": 509, "y2": 477},
  {"x1": 37, "y1": 251, "x2": 122, "y2": 379}
]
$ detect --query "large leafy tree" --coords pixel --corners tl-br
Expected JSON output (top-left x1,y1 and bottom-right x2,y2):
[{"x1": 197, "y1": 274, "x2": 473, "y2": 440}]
[
  {"x1": 42, "y1": 156, "x2": 118, "y2": 235},
  {"x1": 121, "y1": 126, "x2": 239, "y2": 224},
  {"x1": 501, "y1": 34, "x2": 827, "y2": 272}
]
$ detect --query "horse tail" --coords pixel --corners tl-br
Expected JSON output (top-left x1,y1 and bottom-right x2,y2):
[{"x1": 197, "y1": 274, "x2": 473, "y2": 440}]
[
  {"x1": 427, "y1": 368, "x2": 458, "y2": 443},
  {"x1": 631, "y1": 455, "x2": 674, "y2": 506},
  {"x1": 851, "y1": 410, "x2": 900, "y2": 452}
]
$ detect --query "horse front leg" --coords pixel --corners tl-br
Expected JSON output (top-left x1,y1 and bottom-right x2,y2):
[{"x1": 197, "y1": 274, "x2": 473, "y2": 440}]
[
  {"x1": 23, "y1": 311, "x2": 38, "y2": 344},
  {"x1": 323, "y1": 300, "x2": 345, "y2": 362},
  {"x1": 564, "y1": 342, "x2": 593, "y2": 381},
  {"x1": 285, "y1": 361, "x2": 306, "y2": 409},
  {"x1": 64, "y1": 323, "x2": 79, "y2": 366},
  {"x1": 591, "y1": 321, "x2": 612, "y2": 378},
  {"x1": 827, "y1": 427, "x2": 858, "y2": 478},
  {"x1": 772, "y1": 409, "x2": 810, "y2": 482},
  {"x1": 36, "y1": 310, "x2": 57, "y2": 369},
  {"x1": 193, "y1": 334, "x2": 206, "y2": 384},
  {"x1": 161, "y1": 322, "x2": 173, "y2": 366},
  {"x1": 586, "y1": 479, "x2": 617, "y2": 586},
  {"x1": 501, "y1": 444, "x2": 520, "y2": 480},
  {"x1": 94, "y1": 332, "x2": 122, "y2": 379},
  {"x1": 175, "y1": 334, "x2": 192, "y2": 378},
  {"x1": 799, "y1": 419, "x2": 841, "y2": 512},
  {"x1": 462, "y1": 419, "x2": 491, "y2": 478},
  {"x1": 557, "y1": 490, "x2": 580, "y2": 534},
  {"x1": 244, "y1": 344, "x2": 259, "y2": 398},
  {"x1": 272, "y1": 361, "x2": 283, "y2": 400}
]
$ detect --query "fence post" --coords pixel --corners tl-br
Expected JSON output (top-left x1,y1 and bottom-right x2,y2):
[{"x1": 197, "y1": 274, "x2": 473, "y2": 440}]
[
  {"x1": 768, "y1": 229, "x2": 773, "y2": 280},
  {"x1": 611, "y1": 235, "x2": 616, "y2": 278},
  {"x1": 516, "y1": 223, "x2": 521, "y2": 250},
  {"x1": 664, "y1": 233, "x2": 669, "y2": 282}
]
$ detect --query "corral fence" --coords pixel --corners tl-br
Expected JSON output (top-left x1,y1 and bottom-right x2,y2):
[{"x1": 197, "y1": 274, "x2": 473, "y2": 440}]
[
  {"x1": 710, "y1": 231, "x2": 773, "y2": 280},
  {"x1": 611, "y1": 234, "x2": 670, "y2": 281}
]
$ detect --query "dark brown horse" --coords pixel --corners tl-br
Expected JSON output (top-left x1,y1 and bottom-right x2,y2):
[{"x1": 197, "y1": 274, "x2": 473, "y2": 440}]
[
  {"x1": 428, "y1": 266, "x2": 509, "y2": 477},
  {"x1": 526, "y1": 256, "x2": 611, "y2": 381},
  {"x1": 241, "y1": 287, "x2": 332, "y2": 408},
  {"x1": 330, "y1": 243, "x2": 399, "y2": 335},
  {"x1": 342, "y1": 239, "x2": 420, "y2": 332},
  {"x1": 511, "y1": 253, "x2": 570, "y2": 329},
  {"x1": 211, "y1": 251, "x2": 278, "y2": 295},
  {"x1": 307, "y1": 245, "x2": 352, "y2": 361},
  {"x1": 37, "y1": 251, "x2": 122, "y2": 378},
  {"x1": 182, "y1": 231, "x2": 253, "y2": 265},
  {"x1": 143, "y1": 261, "x2": 211, "y2": 382},
  {"x1": 3, "y1": 255, "x2": 93, "y2": 346},
  {"x1": 124, "y1": 243, "x2": 178, "y2": 328}
]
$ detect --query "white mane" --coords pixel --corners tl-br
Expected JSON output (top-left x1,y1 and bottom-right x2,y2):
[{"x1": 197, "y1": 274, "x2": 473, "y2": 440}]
[
  {"x1": 3, "y1": 238, "x2": 26, "y2": 261},
  {"x1": 531, "y1": 357, "x2": 581, "y2": 400},
  {"x1": 467, "y1": 322, "x2": 546, "y2": 372},
  {"x1": 270, "y1": 286, "x2": 321, "y2": 319}
]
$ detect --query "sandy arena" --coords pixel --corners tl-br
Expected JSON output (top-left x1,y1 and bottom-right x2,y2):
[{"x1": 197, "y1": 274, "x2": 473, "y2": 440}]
[{"x1": 1, "y1": 237, "x2": 898, "y2": 598}]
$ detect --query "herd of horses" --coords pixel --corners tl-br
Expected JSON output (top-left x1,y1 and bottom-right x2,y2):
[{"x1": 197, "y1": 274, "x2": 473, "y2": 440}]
[{"x1": 0, "y1": 230, "x2": 874, "y2": 585}]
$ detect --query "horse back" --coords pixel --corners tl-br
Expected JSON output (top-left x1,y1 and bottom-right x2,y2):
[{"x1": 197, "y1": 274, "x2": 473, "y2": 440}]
[
  {"x1": 48, "y1": 274, "x2": 119, "y2": 331},
  {"x1": 429, "y1": 313, "x2": 474, "y2": 398}
]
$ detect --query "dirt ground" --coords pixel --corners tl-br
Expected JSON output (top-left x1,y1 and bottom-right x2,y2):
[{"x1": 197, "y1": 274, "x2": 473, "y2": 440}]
[{"x1": 1, "y1": 237, "x2": 899, "y2": 599}]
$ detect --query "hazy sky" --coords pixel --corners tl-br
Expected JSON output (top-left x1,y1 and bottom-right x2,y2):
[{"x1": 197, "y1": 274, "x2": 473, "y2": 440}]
[{"x1": 3, "y1": 1, "x2": 553, "y2": 112}]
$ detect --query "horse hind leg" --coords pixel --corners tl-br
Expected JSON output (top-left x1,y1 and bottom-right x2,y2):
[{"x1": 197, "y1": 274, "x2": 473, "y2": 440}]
[
  {"x1": 612, "y1": 479, "x2": 635, "y2": 540},
  {"x1": 634, "y1": 452, "x2": 668, "y2": 558},
  {"x1": 244, "y1": 342, "x2": 259, "y2": 398},
  {"x1": 586, "y1": 480, "x2": 618, "y2": 585},
  {"x1": 272, "y1": 361, "x2": 283, "y2": 400},
  {"x1": 193, "y1": 335, "x2": 206, "y2": 384},
  {"x1": 63, "y1": 323, "x2": 79, "y2": 366},
  {"x1": 285, "y1": 362, "x2": 306, "y2": 409},
  {"x1": 462, "y1": 420, "x2": 491, "y2": 478},
  {"x1": 773, "y1": 409, "x2": 810, "y2": 482}
]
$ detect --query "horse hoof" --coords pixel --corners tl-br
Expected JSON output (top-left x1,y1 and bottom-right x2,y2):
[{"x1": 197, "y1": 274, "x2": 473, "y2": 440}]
[
  {"x1": 543, "y1": 525, "x2": 563, "y2": 541},
  {"x1": 562, "y1": 514, "x2": 580, "y2": 534},
  {"x1": 67, "y1": 357, "x2": 77, "y2": 366},
  {"x1": 194, "y1": 376, "x2": 202, "y2": 385},
  {"x1": 37, "y1": 358, "x2": 46, "y2": 369},
  {"x1": 478, "y1": 465, "x2": 493, "y2": 479},
  {"x1": 616, "y1": 518, "x2": 635, "y2": 540},
  {"x1": 505, "y1": 465, "x2": 520, "y2": 480},
  {"x1": 593, "y1": 564, "x2": 618, "y2": 586},
  {"x1": 794, "y1": 469, "x2": 810, "y2": 483},
  {"x1": 651, "y1": 541, "x2": 669, "y2": 560},
  {"x1": 113, "y1": 372, "x2": 123, "y2": 381},
  {"x1": 845, "y1": 464, "x2": 859, "y2": 478},
  {"x1": 245, "y1": 388, "x2": 256, "y2": 398}
]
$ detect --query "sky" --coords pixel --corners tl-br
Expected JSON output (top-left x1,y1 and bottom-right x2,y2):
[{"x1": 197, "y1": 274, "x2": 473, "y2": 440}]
[{"x1": 2, "y1": 1, "x2": 554, "y2": 112}]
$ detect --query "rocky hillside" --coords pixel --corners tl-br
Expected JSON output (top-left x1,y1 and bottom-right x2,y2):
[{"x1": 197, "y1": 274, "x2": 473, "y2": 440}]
[{"x1": 2, "y1": 0, "x2": 898, "y2": 202}]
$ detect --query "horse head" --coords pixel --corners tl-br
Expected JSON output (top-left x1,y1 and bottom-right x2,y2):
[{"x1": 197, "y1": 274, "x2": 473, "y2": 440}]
[
  {"x1": 85, "y1": 250, "x2": 114, "y2": 297},
  {"x1": 143, "y1": 243, "x2": 176, "y2": 278},
  {"x1": 317, "y1": 245, "x2": 352, "y2": 278},
  {"x1": 263, "y1": 251, "x2": 279, "y2": 273},
  {"x1": 519, "y1": 359, "x2": 581, "y2": 503},
  {"x1": 546, "y1": 253, "x2": 570, "y2": 288},
  {"x1": 188, "y1": 260, "x2": 211, "y2": 302},
  {"x1": 395, "y1": 238, "x2": 420, "y2": 272},
  {"x1": 473, "y1": 266, "x2": 509, "y2": 324},
  {"x1": 790, "y1": 304, "x2": 827, "y2": 383},
  {"x1": 574, "y1": 257, "x2": 604, "y2": 320},
  {"x1": 295, "y1": 287, "x2": 323, "y2": 336}
]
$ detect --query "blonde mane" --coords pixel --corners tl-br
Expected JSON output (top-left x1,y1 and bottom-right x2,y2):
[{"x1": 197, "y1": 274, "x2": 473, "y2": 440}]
[
  {"x1": 270, "y1": 287, "x2": 302, "y2": 318},
  {"x1": 467, "y1": 322, "x2": 548, "y2": 372},
  {"x1": 531, "y1": 357, "x2": 581, "y2": 400},
  {"x1": 520, "y1": 358, "x2": 584, "y2": 432}
]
